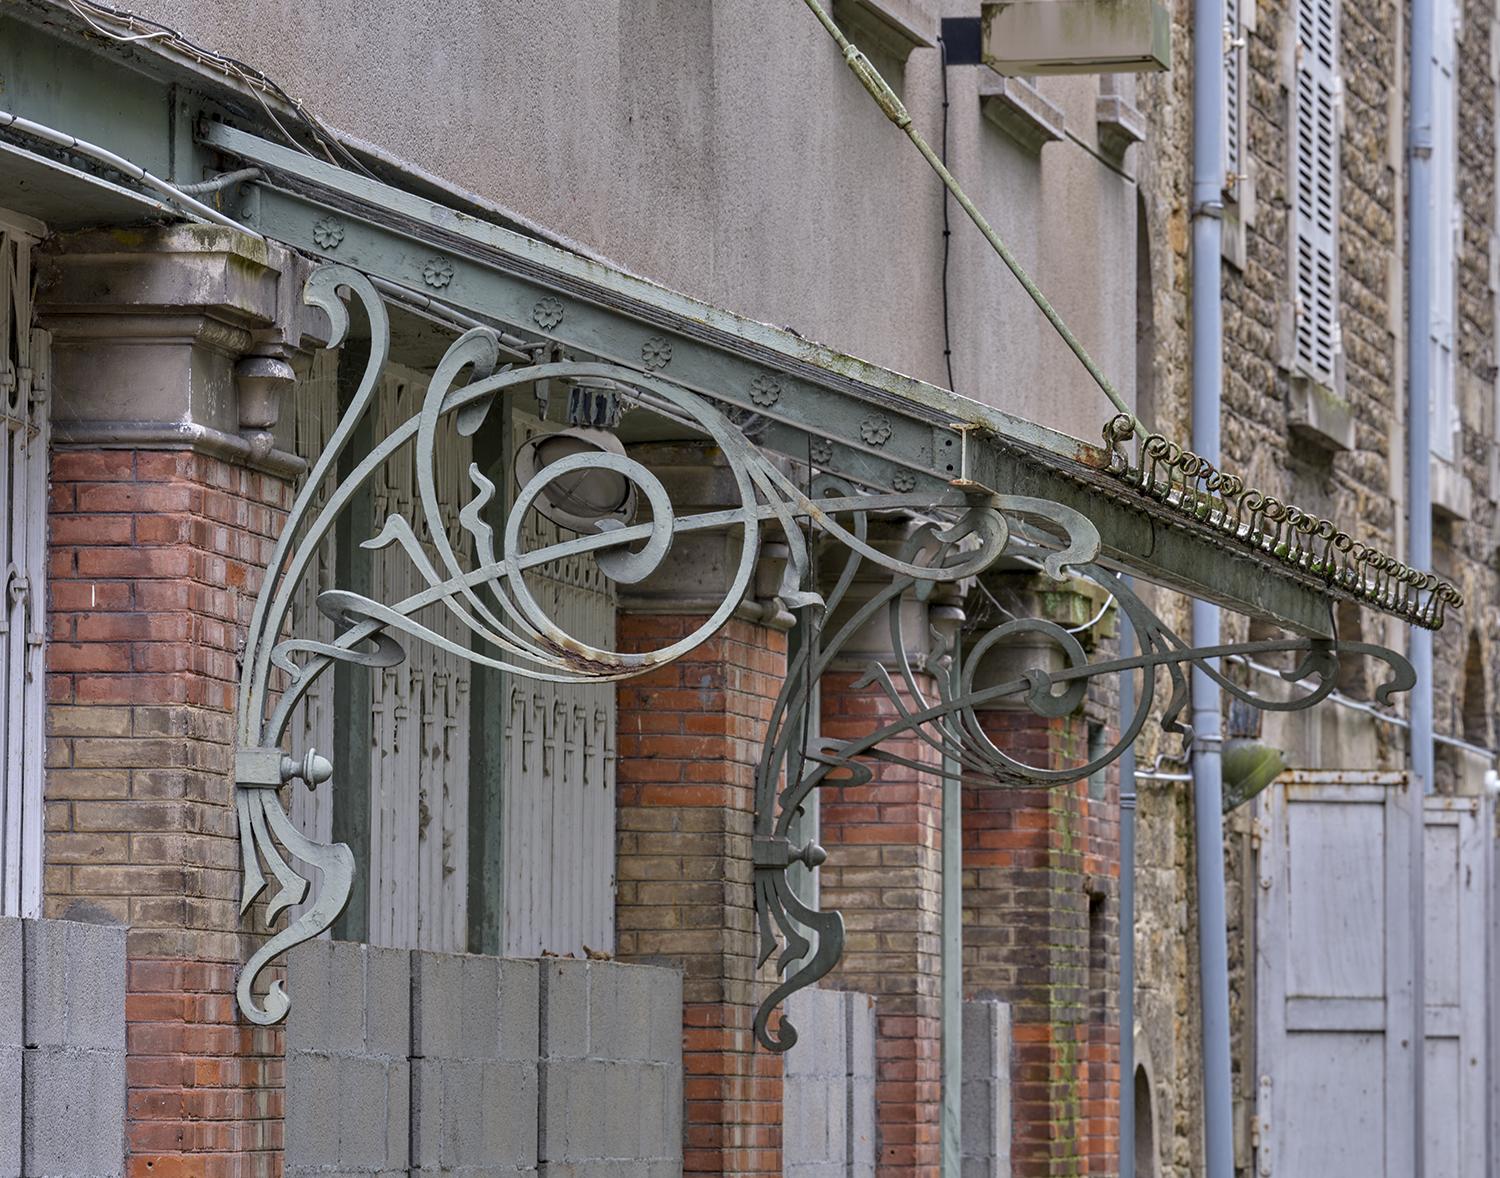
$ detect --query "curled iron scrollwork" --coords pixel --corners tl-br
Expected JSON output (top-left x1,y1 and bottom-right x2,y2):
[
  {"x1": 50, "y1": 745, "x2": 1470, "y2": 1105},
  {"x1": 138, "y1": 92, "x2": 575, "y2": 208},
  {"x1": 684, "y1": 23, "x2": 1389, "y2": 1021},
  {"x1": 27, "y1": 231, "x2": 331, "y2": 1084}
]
[{"x1": 237, "y1": 264, "x2": 1422, "y2": 1034}]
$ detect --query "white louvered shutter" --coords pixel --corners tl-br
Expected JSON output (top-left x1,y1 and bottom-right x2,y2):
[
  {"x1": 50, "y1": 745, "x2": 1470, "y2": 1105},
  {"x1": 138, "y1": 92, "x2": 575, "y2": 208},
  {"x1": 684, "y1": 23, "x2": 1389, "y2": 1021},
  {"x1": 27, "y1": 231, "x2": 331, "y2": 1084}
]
[
  {"x1": 1430, "y1": 0, "x2": 1460, "y2": 460},
  {"x1": 1225, "y1": 0, "x2": 1245, "y2": 198},
  {"x1": 0, "y1": 215, "x2": 49, "y2": 918},
  {"x1": 1291, "y1": 0, "x2": 1340, "y2": 386}
]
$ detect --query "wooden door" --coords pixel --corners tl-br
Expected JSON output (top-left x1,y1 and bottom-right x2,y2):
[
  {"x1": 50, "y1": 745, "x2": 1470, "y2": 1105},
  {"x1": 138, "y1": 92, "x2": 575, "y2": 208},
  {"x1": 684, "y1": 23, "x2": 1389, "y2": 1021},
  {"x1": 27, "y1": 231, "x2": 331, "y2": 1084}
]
[{"x1": 1254, "y1": 773, "x2": 1417, "y2": 1177}]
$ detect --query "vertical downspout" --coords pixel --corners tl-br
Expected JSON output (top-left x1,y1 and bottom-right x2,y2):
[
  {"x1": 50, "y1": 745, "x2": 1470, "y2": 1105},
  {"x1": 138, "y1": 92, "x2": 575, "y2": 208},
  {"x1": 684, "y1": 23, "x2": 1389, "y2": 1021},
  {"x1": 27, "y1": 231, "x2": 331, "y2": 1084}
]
[
  {"x1": 1407, "y1": 0, "x2": 1434, "y2": 1165},
  {"x1": 1190, "y1": 0, "x2": 1234, "y2": 1172},
  {"x1": 1119, "y1": 605, "x2": 1138, "y2": 1178}
]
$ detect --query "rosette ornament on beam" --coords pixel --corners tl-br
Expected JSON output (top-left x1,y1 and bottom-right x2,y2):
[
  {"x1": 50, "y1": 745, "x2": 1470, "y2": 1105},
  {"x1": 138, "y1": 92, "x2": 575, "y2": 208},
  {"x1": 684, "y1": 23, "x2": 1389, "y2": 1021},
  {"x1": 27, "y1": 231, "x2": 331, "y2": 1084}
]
[{"x1": 235, "y1": 265, "x2": 1423, "y2": 1032}]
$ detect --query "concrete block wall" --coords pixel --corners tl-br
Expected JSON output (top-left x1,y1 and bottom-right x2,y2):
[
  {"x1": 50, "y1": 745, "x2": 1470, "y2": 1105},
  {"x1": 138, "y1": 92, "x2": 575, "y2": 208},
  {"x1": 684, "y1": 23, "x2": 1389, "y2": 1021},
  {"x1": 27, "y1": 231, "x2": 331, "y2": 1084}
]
[
  {"x1": 412, "y1": 951, "x2": 539, "y2": 1175},
  {"x1": 284, "y1": 943, "x2": 682, "y2": 1177},
  {"x1": 961, "y1": 1000, "x2": 1012, "y2": 1178},
  {"x1": 0, "y1": 916, "x2": 127, "y2": 1178},
  {"x1": 538, "y1": 957, "x2": 683, "y2": 1177},
  {"x1": 285, "y1": 940, "x2": 411, "y2": 1177},
  {"x1": 781, "y1": 988, "x2": 876, "y2": 1178}
]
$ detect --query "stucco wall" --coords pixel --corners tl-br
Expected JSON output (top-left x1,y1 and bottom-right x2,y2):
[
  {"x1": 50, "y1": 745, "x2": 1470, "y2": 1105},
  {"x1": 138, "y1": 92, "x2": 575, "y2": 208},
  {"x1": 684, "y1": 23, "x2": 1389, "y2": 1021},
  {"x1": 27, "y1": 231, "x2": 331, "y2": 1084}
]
[{"x1": 126, "y1": 0, "x2": 1142, "y2": 443}]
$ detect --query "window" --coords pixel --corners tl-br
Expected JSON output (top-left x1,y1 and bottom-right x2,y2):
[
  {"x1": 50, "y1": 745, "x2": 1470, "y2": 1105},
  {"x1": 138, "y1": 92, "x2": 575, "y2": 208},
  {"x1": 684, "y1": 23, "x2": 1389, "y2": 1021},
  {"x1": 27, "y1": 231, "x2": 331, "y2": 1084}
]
[
  {"x1": 1225, "y1": 0, "x2": 1247, "y2": 201},
  {"x1": 1290, "y1": 0, "x2": 1341, "y2": 387},
  {"x1": 0, "y1": 214, "x2": 49, "y2": 918},
  {"x1": 1430, "y1": 0, "x2": 1461, "y2": 461}
]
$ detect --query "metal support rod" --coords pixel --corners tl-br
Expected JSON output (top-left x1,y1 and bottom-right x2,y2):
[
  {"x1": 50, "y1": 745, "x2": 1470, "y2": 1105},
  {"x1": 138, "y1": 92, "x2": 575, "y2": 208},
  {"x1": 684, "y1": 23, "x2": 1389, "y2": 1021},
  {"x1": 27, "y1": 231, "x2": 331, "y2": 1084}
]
[
  {"x1": 942, "y1": 747, "x2": 963, "y2": 1178},
  {"x1": 1119, "y1": 605, "x2": 1137, "y2": 1178},
  {"x1": 1406, "y1": 0, "x2": 1434, "y2": 1162},
  {"x1": 1189, "y1": 0, "x2": 1234, "y2": 1168},
  {"x1": 796, "y1": 0, "x2": 1143, "y2": 435}
]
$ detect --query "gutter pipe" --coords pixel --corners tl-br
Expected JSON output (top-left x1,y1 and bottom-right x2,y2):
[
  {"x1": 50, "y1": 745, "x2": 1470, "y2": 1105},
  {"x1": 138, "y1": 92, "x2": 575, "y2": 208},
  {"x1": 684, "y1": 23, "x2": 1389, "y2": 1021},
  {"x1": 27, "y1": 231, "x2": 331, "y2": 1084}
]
[
  {"x1": 1189, "y1": 0, "x2": 1234, "y2": 1172},
  {"x1": 1407, "y1": 0, "x2": 1434, "y2": 1166},
  {"x1": 1119, "y1": 604, "x2": 1138, "y2": 1178}
]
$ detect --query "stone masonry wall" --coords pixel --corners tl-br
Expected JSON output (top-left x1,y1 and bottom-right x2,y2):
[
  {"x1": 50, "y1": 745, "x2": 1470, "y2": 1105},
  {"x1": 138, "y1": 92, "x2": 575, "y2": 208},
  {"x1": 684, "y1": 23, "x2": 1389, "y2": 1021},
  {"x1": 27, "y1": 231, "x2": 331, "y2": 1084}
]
[{"x1": 1134, "y1": 0, "x2": 1500, "y2": 1169}]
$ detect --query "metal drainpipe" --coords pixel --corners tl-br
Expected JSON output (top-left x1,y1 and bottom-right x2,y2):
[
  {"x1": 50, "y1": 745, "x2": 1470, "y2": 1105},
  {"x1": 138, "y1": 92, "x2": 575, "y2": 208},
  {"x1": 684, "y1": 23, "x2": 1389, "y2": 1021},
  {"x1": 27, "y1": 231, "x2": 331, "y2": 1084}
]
[
  {"x1": 1119, "y1": 603, "x2": 1137, "y2": 1178},
  {"x1": 1190, "y1": 0, "x2": 1234, "y2": 1171},
  {"x1": 1406, "y1": 0, "x2": 1434, "y2": 1165}
]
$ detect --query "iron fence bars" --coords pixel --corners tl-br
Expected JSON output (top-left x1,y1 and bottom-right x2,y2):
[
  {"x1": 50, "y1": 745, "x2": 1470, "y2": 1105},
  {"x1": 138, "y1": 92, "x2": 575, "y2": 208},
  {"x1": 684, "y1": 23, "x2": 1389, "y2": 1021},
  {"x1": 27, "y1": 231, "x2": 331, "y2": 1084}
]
[{"x1": 236, "y1": 266, "x2": 1418, "y2": 1029}]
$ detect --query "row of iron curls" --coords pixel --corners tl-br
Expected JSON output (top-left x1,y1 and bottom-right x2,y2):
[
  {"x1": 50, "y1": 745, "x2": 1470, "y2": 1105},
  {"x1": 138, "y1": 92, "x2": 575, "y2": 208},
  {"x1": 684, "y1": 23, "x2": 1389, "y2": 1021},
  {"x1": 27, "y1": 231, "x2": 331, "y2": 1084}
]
[{"x1": 1101, "y1": 414, "x2": 1462, "y2": 630}]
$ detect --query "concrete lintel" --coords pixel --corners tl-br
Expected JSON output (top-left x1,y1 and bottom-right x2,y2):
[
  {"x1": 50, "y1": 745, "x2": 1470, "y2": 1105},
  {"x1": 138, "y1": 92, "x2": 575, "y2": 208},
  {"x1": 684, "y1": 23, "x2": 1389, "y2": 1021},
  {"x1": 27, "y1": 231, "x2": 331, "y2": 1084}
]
[
  {"x1": 979, "y1": 74, "x2": 1066, "y2": 154},
  {"x1": 1432, "y1": 455, "x2": 1474, "y2": 521},
  {"x1": 34, "y1": 224, "x2": 325, "y2": 456},
  {"x1": 1095, "y1": 93, "x2": 1147, "y2": 160},
  {"x1": 1286, "y1": 374, "x2": 1355, "y2": 453},
  {"x1": 832, "y1": 0, "x2": 939, "y2": 61},
  {"x1": 982, "y1": 0, "x2": 1171, "y2": 76},
  {"x1": 616, "y1": 440, "x2": 797, "y2": 629}
]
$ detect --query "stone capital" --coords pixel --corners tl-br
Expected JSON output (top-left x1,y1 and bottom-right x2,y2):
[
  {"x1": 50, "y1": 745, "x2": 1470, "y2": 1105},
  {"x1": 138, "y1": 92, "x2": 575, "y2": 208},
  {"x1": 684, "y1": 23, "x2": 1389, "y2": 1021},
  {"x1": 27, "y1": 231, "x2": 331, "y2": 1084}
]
[
  {"x1": 615, "y1": 440, "x2": 796, "y2": 629},
  {"x1": 35, "y1": 225, "x2": 328, "y2": 475}
]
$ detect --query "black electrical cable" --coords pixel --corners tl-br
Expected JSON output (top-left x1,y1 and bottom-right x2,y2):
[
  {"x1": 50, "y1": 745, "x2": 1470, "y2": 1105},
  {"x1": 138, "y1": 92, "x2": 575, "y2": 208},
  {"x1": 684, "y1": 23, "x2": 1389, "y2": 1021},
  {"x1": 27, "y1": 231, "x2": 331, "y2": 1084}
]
[{"x1": 937, "y1": 37, "x2": 957, "y2": 393}]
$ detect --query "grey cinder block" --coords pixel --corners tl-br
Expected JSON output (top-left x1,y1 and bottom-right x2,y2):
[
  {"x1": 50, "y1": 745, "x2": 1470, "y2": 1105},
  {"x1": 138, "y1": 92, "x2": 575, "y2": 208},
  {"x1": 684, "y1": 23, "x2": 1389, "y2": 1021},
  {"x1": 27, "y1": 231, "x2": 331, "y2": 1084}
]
[
  {"x1": 498, "y1": 958, "x2": 540, "y2": 1061},
  {"x1": 286, "y1": 939, "x2": 334, "y2": 1054},
  {"x1": 22, "y1": 1046, "x2": 125, "y2": 1176},
  {"x1": 539, "y1": 959, "x2": 590, "y2": 1060},
  {"x1": 366, "y1": 945, "x2": 412, "y2": 1060},
  {"x1": 0, "y1": 1044, "x2": 20, "y2": 1178},
  {"x1": 412, "y1": 951, "x2": 465, "y2": 1060},
  {"x1": 337, "y1": 1053, "x2": 393, "y2": 1170},
  {"x1": 481, "y1": 1058, "x2": 539, "y2": 1166},
  {"x1": 285, "y1": 1050, "x2": 339, "y2": 1170},
  {"x1": 0, "y1": 918, "x2": 22, "y2": 1043},
  {"x1": 327, "y1": 940, "x2": 369, "y2": 1055}
]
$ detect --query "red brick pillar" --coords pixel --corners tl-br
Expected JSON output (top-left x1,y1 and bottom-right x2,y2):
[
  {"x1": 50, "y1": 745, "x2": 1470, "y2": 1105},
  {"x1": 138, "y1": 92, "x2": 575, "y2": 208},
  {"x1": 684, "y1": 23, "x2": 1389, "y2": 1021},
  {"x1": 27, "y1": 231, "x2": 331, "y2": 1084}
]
[
  {"x1": 961, "y1": 574, "x2": 1119, "y2": 1178},
  {"x1": 814, "y1": 518, "x2": 947, "y2": 1178},
  {"x1": 39, "y1": 228, "x2": 316, "y2": 1178},
  {"x1": 820, "y1": 669, "x2": 943, "y2": 1177},
  {"x1": 614, "y1": 443, "x2": 792, "y2": 1177}
]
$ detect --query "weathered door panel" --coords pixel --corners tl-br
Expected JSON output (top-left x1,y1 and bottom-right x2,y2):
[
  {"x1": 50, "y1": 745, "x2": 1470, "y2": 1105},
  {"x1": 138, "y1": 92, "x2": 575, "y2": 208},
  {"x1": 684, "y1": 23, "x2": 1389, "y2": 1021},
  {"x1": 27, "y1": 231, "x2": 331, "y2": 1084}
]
[
  {"x1": 1256, "y1": 775, "x2": 1493, "y2": 1177},
  {"x1": 1421, "y1": 795, "x2": 1489, "y2": 1178},
  {"x1": 1255, "y1": 775, "x2": 1416, "y2": 1178},
  {"x1": 499, "y1": 410, "x2": 617, "y2": 958}
]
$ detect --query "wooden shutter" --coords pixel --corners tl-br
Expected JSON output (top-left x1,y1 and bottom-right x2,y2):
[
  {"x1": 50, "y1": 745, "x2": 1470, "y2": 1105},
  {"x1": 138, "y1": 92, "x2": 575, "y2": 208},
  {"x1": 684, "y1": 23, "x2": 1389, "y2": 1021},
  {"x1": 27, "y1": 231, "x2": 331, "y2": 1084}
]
[
  {"x1": 1225, "y1": 0, "x2": 1245, "y2": 198},
  {"x1": 1421, "y1": 795, "x2": 1490, "y2": 1177},
  {"x1": 1430, "y1": 0, "x2": 1460, "y2": 460},
  {"x1": 499, "y1": 410, "x2": 617, "y2": 958},
  {"x1": 1255, "y1": 774, "x2": 1418, "y2": 1177},
  {"x1": 0, "y1": 216, "x2": 48, "y2": 918},
  {"x1": 1291, "y1": 0, "x2": 1340, "y2": 386}
]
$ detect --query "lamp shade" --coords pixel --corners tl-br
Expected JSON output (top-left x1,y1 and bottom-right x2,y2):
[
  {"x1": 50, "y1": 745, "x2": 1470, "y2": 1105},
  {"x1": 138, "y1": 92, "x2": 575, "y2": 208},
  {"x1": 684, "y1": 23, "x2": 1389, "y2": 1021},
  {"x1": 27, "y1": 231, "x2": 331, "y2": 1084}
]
[
  {"x1": 513, "y1": 427, "x2": 636, "y2": 533},
  {"x1": 1221, "y1": 739, "x2": 1287, "y2": 812}
]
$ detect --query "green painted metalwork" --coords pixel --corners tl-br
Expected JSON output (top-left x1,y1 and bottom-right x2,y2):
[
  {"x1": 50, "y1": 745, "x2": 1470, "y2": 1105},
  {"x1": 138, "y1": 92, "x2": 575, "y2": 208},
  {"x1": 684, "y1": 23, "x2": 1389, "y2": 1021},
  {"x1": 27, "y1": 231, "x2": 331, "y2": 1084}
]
[
  {"x1": 199, "y1": 122, "x2": 1393, "y2": 636},
  {"x1": 234, "y1": 267, "x2": 1420, "y2": 1031}
]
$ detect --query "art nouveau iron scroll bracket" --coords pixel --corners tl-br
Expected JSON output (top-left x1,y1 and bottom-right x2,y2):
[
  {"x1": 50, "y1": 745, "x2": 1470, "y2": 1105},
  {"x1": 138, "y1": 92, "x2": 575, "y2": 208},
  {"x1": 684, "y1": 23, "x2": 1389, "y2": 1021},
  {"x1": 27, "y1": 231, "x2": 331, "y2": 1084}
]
[
  {"x1": 233, "y1": 264, "x2": 1418, "y2": 1034},
  {"x1": 744, "y1": 497, "x2": 1419, "y2": 1050}
]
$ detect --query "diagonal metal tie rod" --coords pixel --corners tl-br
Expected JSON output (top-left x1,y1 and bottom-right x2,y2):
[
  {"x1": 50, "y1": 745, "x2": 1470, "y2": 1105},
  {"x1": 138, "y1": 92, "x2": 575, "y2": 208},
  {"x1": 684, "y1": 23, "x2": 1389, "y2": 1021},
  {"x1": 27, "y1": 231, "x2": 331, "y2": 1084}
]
[{"x1": 798, "y1": 0, "x2": 1145, "y2": 437}]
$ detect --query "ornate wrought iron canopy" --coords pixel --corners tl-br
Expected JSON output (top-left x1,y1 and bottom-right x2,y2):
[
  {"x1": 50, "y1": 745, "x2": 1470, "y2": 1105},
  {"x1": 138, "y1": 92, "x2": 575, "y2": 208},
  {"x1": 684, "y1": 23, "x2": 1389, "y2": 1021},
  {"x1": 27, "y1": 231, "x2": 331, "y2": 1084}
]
[{"x1": 234, "y1": 265, "x2": 1433, "y2": 1035}]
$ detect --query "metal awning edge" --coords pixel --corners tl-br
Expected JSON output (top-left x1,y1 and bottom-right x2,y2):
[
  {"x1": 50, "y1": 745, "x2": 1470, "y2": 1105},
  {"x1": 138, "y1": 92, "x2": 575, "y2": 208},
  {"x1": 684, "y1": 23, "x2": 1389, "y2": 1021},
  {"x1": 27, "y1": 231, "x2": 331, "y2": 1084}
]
[{"x1": 196, "y1": 121, "x2": 1440, "y2": 636}]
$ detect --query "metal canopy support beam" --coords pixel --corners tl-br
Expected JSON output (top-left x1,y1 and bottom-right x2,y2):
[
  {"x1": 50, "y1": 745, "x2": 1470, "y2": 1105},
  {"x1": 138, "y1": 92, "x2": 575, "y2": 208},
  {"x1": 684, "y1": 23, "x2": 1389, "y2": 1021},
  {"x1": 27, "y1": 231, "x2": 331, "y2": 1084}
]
[{"x1": 201, "y1": 122, "x2": 1344, "y2": 636}]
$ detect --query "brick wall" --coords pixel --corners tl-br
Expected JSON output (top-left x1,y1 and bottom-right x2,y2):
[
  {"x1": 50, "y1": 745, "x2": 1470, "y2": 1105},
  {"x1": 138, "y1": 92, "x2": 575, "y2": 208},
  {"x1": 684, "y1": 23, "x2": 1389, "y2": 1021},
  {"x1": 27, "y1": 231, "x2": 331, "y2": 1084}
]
[
  {"x1": 45, "y1": 448, "x2": 290, "y2": 1178},
  {"x1": 962, "y1": 707, "x2": 1117, "y2": 1178},
  {"x1": 819, "y1": 669, "x2": 943, "y2": 1178},
  {"x1": 615, "y1": 613, "x2": 788, "y2": 1177}
]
